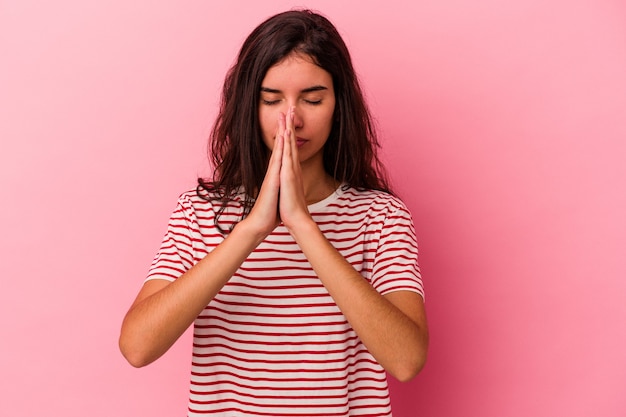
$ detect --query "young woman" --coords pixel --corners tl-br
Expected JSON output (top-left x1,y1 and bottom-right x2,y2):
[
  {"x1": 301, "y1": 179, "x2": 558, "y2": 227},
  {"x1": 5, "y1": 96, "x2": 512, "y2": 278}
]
[{"x1": 120, "y1": 9, "x2": 428, "y2": 416}]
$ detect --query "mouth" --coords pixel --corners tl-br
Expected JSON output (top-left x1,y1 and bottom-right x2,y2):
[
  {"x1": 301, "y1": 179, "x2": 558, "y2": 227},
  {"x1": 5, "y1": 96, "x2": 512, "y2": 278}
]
[{"x1": 296, "y1": 137, "x2": 307, "y2": 147}]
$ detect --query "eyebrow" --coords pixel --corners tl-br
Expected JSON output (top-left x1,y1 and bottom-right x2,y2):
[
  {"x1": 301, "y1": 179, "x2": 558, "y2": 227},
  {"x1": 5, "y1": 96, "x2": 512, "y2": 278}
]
[{"x1": 260, "y1": 85, "x2": 328, "y2": 94}]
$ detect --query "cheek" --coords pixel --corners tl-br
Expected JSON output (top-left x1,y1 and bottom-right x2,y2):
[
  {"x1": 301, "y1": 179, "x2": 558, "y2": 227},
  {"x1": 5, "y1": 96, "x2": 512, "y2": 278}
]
[
  {"x1": 259, "y1": 110, "x2": 277, "y2": 149},
  {"x1": 316, "y1": 108, "x2": 335, "y2": 135},
  {"x1": 259, "y1": 110, "x2": 274, "y2": 134}
]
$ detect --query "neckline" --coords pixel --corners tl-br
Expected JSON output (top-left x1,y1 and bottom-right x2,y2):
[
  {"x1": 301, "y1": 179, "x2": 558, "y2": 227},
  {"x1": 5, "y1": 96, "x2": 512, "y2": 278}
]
[{"x1": 307, "y1": 183, "x2": 346, "y2": 212}]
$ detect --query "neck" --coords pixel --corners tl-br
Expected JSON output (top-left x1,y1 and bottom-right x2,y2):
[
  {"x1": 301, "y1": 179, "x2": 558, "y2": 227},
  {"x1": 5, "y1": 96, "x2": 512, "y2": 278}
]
[{"x1": 301, "y1": 164, "x2": 339, "y2": 205}]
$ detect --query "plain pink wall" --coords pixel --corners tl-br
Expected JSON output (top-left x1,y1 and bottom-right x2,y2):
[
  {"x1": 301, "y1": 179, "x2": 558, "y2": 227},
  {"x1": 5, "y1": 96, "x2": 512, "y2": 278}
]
[{"x1": 1, "y1": 1, "x2": 625, "y2": 416}]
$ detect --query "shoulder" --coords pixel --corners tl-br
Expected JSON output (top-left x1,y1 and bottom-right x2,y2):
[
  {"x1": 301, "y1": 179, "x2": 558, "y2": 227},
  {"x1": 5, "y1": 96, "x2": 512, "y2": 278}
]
[
  {"x1": 175, "y1": 188, "x2": 245, "y2": 209},
  {"x1": 172, "y1": 188, "x2": 248, "y2": 231},
  {"x1": 176, "y1": 189, "x2": 201, "y2": 204},
  {"x1": 338, "y1": 186, "x2": 410, "y2": 215},
  {"x1": 173, "y1": 189, "x2": 212, "y2": 213}
]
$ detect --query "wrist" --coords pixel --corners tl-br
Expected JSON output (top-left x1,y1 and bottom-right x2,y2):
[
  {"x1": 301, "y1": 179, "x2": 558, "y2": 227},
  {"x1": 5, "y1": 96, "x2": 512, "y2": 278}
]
[
  {"x1": 233, "y1": 217, "x2": 272, "y2": 247},
  {"x1": 286, "y1": 216, "x2": 320, "y2": 242}
]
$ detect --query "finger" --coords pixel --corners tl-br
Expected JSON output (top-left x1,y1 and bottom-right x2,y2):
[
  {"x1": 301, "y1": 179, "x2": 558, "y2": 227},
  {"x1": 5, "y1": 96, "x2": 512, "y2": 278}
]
[
  {"x1": 285, "y1": 106, "x2": 294, "y2": 134},
  {"x1": 289, "y1": 107, "x2": 299, "y2": 166},
  {"x1": 268, "y1": 128, "x2": 284, "y2": 177},
  {"x1": 282, "y1": 107, "x2": 294, "y2": 167},
  {"x1": 283, "y1": 107, "x2": 300, "y2": 174},
  {"x1": 249, "y1": 124, "x2": 283, "y2": 232},
  {"x1": 276, "y1": 111, "x2": 286, "y2": 142},
  {"x1": 266, "y1": 112, "x2": 285, "y2": 176},
  {"x1": 260, "y1": 124, "x2": 284, "y2": 197}
]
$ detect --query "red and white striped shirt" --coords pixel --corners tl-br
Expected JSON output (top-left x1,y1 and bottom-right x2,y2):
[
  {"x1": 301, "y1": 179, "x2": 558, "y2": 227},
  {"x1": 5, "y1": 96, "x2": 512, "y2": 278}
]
[{"x1": 147, "y1": 185, "x2": 424, "y2": 416}]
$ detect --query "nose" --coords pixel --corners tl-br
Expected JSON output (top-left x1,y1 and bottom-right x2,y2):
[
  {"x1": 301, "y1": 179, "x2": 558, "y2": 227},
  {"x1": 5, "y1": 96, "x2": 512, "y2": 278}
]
[{"x1": 288, "y1": 103, "x2": 304, "y2": 129}]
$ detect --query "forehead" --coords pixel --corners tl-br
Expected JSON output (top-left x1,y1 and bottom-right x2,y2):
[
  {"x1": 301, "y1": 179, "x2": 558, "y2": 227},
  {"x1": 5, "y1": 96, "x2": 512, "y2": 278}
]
[{"x1": 261, "y1": 53, "x2": 333, "y2": 89}]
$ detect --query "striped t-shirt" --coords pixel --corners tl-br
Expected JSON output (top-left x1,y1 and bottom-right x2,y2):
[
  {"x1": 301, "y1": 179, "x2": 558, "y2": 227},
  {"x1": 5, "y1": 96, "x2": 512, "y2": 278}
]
[{"x1": 147, "y1": 185, "x2": 424, "y2": 416}]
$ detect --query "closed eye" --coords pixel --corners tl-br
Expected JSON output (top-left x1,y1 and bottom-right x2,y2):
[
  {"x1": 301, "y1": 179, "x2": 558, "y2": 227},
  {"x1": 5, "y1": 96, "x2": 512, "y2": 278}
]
[
  {"x1": 304, "y1": 99, "x2": 322, "y2": 105},
  {"x1": 261, "y1": 99, "x2": 281, "y2": 105}
]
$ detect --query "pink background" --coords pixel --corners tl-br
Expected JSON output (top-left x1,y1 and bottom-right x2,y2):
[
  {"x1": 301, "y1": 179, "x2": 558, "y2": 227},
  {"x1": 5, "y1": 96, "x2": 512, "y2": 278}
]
[{"x1": 1, "y1": 0, "x2": 625, "y2": 416}]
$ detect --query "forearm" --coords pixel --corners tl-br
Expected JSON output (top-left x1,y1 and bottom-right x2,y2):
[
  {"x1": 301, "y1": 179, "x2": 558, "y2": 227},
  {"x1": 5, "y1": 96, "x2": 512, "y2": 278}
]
[
  {"x1": 290, "y1": 220, "x2": 428, "y2": 381},
  {"x1": 119, "y1": 219, "x2": 266, "y2": 367}
]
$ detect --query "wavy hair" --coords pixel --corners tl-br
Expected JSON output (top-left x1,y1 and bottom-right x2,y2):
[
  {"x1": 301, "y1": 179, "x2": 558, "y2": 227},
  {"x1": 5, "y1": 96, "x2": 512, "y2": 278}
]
[{"x1": 198, "y1": 9, "x2": 392, "y2": 229}]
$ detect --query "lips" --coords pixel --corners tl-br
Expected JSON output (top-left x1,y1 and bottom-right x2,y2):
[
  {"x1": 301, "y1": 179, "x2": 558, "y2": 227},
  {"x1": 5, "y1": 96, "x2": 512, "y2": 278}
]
[{"x1": 296, "y1": 137, "x2": 307, "y2": 147}]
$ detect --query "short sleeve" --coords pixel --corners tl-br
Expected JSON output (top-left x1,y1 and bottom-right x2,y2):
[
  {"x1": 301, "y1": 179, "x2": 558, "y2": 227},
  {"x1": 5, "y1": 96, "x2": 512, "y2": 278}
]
[
  {"x1": 145, "y1": 195, "x2": 197, "y2": 282},
  {"x1": 370, "y1": 201, "x2": 424, "y2": 299}
]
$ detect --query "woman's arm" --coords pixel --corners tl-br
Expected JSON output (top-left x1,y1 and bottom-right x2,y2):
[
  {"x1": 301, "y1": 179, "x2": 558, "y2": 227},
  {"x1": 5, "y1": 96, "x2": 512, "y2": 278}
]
[
  {"x1": 119, "y1": 219, "x2": 266, "y2": 367},
  {"x1": 290, "y1": 222, "x2": 428, "y2": 382},
  {"x1": 279, "y1": 107, "x2": 428, "y2": 381},
  {"x1": 119, "y1": 131, "x2": 286, "y2": 368}
]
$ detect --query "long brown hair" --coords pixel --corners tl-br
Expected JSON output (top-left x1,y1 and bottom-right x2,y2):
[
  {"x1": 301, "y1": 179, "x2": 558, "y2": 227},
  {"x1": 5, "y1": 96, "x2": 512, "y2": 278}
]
[{"x1": 198, "y1": 9, "x2": 392, "y2": 227}]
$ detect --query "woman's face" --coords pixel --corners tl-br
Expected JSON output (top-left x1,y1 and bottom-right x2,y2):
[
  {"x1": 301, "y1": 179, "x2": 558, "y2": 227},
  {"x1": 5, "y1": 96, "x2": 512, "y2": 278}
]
[{"x1": 258, "y1": 53, "x2": 336, "y2": 170}]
